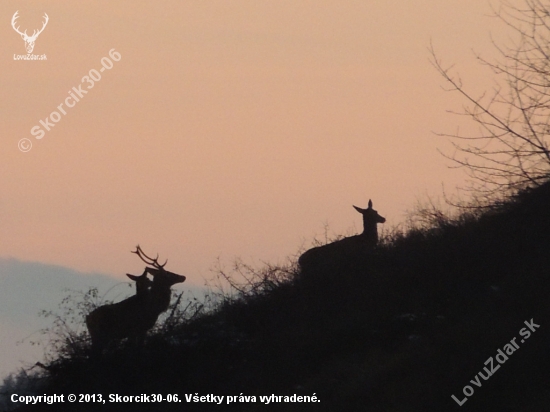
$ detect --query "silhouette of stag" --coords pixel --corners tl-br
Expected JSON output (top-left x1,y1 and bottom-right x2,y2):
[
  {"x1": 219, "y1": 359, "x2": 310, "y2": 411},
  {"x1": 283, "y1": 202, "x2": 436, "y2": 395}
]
[
  {"x1": 299, "y1": 199, "x2": 385, "y2": 273},
  {"x1": 86, "y1": 246, "x2": 186, "y2": 353}
]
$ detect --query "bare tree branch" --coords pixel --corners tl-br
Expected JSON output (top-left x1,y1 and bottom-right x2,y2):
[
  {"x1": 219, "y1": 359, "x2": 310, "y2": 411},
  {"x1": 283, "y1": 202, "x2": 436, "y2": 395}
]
[{"x1": 431, "y1": 0, "x2": 550, "y2": 205}]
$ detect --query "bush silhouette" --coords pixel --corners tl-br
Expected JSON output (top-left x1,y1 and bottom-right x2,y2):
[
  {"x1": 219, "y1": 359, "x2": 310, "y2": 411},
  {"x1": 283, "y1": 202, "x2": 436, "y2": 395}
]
[{"x1": 5, "y1": 181, "x2": 550, "y2": 411}]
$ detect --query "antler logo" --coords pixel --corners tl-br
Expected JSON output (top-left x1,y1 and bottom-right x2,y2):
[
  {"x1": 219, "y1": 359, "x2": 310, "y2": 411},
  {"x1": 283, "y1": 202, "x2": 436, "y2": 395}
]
[{"x1": 11, "y1": 11, "x2": 49, "y2": 54}]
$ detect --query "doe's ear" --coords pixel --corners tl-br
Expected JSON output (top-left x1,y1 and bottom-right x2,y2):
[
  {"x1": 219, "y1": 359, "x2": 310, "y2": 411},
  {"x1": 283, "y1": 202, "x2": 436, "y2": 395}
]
[
  {"x1": 126, "y1": 273, "x2": 139, "y2": 281},
  {"x1": 353, "y1": 205, "x2": 365, "y2": 214}
]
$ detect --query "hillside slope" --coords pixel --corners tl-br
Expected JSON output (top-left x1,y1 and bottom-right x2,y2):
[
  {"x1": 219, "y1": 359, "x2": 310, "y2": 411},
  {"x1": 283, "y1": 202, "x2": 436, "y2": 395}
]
[{"x1": 8, "y1": 181, "x2": 550, "y2": 411}]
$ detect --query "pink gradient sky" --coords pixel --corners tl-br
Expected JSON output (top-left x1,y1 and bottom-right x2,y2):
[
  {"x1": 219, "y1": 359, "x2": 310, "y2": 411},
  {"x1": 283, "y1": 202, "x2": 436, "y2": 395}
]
[{"x1": 0, "y1": 0, "x2": 507, "y2": 282}]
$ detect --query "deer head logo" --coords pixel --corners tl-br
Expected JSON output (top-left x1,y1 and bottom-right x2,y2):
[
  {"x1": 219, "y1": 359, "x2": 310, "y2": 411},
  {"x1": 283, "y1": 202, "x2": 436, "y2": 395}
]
[{"x1": 11, "y1": 11, "x2": 49, "y2": 54}]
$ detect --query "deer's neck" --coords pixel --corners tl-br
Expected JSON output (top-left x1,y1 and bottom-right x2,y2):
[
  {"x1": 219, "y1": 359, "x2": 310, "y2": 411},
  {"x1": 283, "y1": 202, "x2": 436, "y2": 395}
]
[
  {"x1": 363, "y1": 222, "x2": 378, "y2": 245},
  {"x1": 149, "y1": 284, "x2": 172, "y2": 314}
]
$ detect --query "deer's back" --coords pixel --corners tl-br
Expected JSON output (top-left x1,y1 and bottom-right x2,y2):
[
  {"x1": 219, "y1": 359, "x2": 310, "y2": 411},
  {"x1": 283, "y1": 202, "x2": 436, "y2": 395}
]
[
  {"x1": 298, "y1": 234, "x2": 376, "y2": 273},
  {"x1": 86, "y1": 294, "x2": 160, "y2": 342}
]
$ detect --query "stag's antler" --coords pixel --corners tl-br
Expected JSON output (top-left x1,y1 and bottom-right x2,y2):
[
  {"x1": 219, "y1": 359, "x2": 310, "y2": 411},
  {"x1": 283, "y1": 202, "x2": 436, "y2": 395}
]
[
  {"x1": 32, "y1": 13, "x2": 49, "y2": 39},
  {"x1": 132, "y1": 245, "x2": 168, "y2": 269},
  {"x1": 11, "y1": 11, "x2": 24, "y2": 36},
  {"x1": 11, "y1": 11, "x2": 49, "y2": 40}
]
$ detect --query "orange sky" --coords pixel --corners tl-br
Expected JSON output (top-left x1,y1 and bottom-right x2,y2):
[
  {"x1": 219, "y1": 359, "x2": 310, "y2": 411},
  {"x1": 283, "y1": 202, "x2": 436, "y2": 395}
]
[{"x1": 0, "y1": 0, "x2": 507, "y2": 282}]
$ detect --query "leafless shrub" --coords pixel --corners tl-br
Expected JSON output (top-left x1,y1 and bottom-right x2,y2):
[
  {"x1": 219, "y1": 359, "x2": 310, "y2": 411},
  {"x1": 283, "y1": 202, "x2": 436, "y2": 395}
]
[{"x1": 432, "y1": 0, "x2": 550, "y2": 205}]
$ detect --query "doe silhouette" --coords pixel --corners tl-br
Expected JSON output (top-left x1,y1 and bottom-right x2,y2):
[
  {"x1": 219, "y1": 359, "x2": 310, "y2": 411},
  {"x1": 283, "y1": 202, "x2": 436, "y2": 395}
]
[
  {"x1": 299, "y1": 199, "x2": 385, "y2": 274},
  {"x1": 86, "y1": 245, "x2": 186, "y2": 354},
  {"x1": 127, "y1": 269, "x2": 153, "y2": 295}
]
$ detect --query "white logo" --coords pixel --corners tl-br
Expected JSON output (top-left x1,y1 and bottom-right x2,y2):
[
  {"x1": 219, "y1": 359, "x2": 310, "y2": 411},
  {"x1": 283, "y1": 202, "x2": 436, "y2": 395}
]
[{"x1": 11, "y1": 11, "x2": 48, "y2": 54}]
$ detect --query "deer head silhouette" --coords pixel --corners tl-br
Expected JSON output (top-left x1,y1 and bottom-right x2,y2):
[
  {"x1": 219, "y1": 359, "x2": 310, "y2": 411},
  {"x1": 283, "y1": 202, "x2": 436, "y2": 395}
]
[{"x1": 353, "y1": 199, "x2": 386, "y2": 245}]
